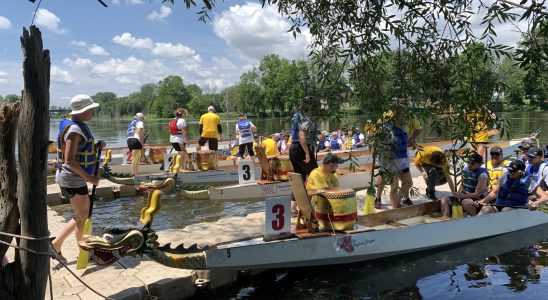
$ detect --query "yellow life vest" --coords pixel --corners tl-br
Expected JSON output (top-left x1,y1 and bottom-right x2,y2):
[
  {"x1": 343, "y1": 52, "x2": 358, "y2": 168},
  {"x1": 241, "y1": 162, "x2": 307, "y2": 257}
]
[{"x1": 486, "y1": 159, "x2": 510, "y2": 190}]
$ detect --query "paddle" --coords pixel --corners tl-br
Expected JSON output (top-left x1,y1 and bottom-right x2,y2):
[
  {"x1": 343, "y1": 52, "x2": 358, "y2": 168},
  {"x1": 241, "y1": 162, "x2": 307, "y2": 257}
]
[
  {"x1": 487, "y1": 203, "x2": 548, "y2": 212},
  {"x1": 363, "y1": 154, "x2": 376, "y2": 214},
  {"x1": 76, "y1": 148, "x2": 102, "y2": 270}
]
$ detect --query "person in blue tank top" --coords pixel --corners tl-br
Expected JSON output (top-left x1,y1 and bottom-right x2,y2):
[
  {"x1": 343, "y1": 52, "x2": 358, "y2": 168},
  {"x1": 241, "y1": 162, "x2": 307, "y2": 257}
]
[
  {"x1": 440, "y1": 152, "x2": 489, "y2": 218},
  {"x1": 50, "y1": 95, "x2": 106, "y2": 263},
  {"x1": 235, "y1": 113, "x2": 257, "y2": 161},
  {"x1": 476, "y1": 160, "x2": 545, "y2": 215}
]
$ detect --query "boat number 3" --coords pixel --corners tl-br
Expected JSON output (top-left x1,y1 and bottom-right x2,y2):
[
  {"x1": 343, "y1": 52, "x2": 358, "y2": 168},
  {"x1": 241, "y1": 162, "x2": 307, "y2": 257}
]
[
  {"x1": 271, "y1": 204, "x2": 285, "y2": 230},
  {"x1": 226, "y1": 249, "x2": 231, "y2": 258},
  {"x1": 242, "y1": 165, "x2": 251, "y2": 181}
]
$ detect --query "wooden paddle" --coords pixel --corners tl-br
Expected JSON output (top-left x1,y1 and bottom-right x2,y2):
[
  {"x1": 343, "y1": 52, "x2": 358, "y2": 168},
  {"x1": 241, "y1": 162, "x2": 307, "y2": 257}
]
[{"x1": 76, "y1": 148, "x2": 102, "y2": 270}]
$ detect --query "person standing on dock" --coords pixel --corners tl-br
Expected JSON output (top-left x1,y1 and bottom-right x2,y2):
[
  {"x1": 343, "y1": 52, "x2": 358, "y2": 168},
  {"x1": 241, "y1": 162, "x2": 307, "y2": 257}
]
[
  {"x1": 169, "y1": 108, "x2": 189, "y2": 171},
  {"x1": 127, "y1": 112, "x2": 145, "y2": 175},
  {"x1": 289, "y1": 96, "x2": 319, "y2": 214},
  {"x1": 235, "y1": 113, "x2": 257, "y2": 161},
  {"x1": 197, "y1": 106, "x2": 222, "y2": 152},
  {"x1": 50, "y1": 94, "x2": 105, "y2": 262}
]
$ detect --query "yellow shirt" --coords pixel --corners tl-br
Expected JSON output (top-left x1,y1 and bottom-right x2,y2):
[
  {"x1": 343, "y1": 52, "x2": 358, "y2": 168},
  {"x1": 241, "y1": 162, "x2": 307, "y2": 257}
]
[
  {"x1": 465, "y1": 111, "x2": 490, "y2": 143},
  {"x1": 261, "y1": 138, "x2": 278, "y2": 157},
  {"x1": 199, "y1": 112, "x2": 221, "y2": 139},
  {"x1": 373, "y1": 111, "x2": 422, "y2": 135},
  {"x1": 415, "y1": 146, "x2": 449, "y2": 174},
  {"x1": 486, "y1": 159, "x2": 510, "y2": 190},
  {"x1": 306, "y1": 167, "x2": 339, "y2": 204}
]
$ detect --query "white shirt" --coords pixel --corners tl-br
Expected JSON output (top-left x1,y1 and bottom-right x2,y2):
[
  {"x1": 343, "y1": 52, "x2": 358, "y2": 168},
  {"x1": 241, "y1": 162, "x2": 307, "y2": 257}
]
[
  {"x1": 236, "y1": 121, "x2": 256, "y2": 144},
  {"x1": 130, "y1": 120, "x2": 144, "y2": 139},
  {"x1": 170, "y1": 118, "x2": 187, "y2": 143}
]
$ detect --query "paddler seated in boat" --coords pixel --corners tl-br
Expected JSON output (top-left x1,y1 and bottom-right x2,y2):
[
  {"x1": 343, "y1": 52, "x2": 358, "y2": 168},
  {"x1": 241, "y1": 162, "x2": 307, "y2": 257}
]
[
  {"x1": 306, "y1": 153, "x2": 345, "y2": 199},
  {"x1": 414, "y1": 146, "x2": 456, "y2": 200},
  {"x1": 476, "y1": 160, "x2": 543, "y2": 215},
  {"x1": 486, "y1": 146, "x2": 511, "y2": 192},
  {"x1": 260, "y1": 133, "x2": 279, "y2": 158},
  {"x1": 330, "y1": 131, "x2": 345, "y2": 151},
  {"x1": 278, "y1": 132, "x2": 290, "y2": 155},
  {"x1": 350, "y1": 127, "x2": 366, "y2": 149},
  {"x1": 518, "y1": 140, "x2": 533, "y2": 164},
  {"x1": 524, "y1": 147, "x2": 548, "y2": 185},
  {"x1": 440, "y1": 152, "x2": 489, "y2": 217},
  {"x1": 317, "y1": 131, "x2": 330, "y2": 153}
]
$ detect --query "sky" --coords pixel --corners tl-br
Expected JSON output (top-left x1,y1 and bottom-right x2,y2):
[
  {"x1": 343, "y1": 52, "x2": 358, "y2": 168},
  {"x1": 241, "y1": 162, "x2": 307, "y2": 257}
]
[{"x1": 0, "y1": 0, "x2": 527, "y2": 107}]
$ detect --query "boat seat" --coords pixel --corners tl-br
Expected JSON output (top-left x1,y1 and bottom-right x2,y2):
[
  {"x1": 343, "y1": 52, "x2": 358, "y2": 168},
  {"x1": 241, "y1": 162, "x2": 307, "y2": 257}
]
[{"x1": 288, "y1": 172, "x2": 320, "y2": 233}]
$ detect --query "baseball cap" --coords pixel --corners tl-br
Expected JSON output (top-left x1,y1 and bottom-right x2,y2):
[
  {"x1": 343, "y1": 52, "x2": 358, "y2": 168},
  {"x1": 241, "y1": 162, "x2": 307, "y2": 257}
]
[
  {"x1": 527, "y1": 146, "x2": 543, "y2": 158},
  {"x1": 208, "y1": 106, "x2": 215, "y2": 112},
  {"x1": 323, "y1": 153, "x2": 345, "y2": 165},
  {"x1": 69, "y1": 94, "x2": 99, "y2": 115},
  {"x1": 468, "y1": 152, "x2": 483, "y2": 164},
  {"x1": 490, "y1": 146, "x2": 503, "y2": 156},
  {"x1": 519, "y1": 139, "x2": 533, "y2": 150},
  {"x1": 506, "y1": 160, "x2": 525, "y2": 172}
]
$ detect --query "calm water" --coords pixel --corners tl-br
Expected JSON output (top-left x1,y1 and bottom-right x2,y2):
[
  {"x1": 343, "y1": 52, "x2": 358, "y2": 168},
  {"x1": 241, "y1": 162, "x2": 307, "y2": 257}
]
[
  {"x1": 52, "y1": 110, "x2": 548, "y2": 299},
  {"x1": 49, "y1": 111, "x2": 548, "y2": 148}
]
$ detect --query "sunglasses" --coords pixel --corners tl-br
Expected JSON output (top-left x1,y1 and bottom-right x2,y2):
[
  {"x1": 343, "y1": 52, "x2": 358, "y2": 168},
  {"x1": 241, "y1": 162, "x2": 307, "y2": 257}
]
[
  {"x1": 490, "y1": 152, "x2": 501, "y2": 156},
  {"x1": 508, "y1": 169, "x2": 519, "y2": 173},
  {"x1": 468, "y1": 161, "x2": 478, "y2": 165}
]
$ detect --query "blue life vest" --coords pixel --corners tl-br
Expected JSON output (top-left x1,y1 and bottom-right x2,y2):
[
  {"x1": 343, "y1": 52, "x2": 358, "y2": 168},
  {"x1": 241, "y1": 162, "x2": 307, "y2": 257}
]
[
  {"x1": 291, "y1": 111, "x2": 317, "y2": 144},
  {"x1": 462, "y1": 166, "x2": 488, "y2": 195},
  {"x1": 388, "y1": 124, "x2": 408, "y2": 159},
  {"x1": 127, "y1": 119, "x2": 139, "y2": 138},
  {"x1": 331, "y1": 138, "x2": 341, "y2": 151},
  {"x1": 525, "y1": 163, "x2": 547, "y2": 183},
  {"x1": 317, "y1": 137, "x2": 328, "y2": 152},
  {"x1": 496, "y1": 173, "x2": 532, "y2": 207},
  {"x1": 353, "y1": 134, "x2": 361, "y2": 144},
  {"x1": 237, "y1": 120, "x2": 253, "y2": 140},
  {"x1": 57, "y1": 118, "x2": 96, "y2": 175}
]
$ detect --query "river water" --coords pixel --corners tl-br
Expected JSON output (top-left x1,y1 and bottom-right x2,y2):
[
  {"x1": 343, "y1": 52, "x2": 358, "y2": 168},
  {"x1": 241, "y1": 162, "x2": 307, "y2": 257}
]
[{"x1": 51, "y1": 111, "x2": 548, "y2": 299}]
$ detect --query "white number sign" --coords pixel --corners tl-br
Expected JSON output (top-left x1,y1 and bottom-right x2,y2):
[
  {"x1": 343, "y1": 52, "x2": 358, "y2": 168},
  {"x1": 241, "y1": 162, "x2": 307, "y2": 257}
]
[
  {"x1": 264, "y1": 197, "x2": 291, "y2": 237},
  {"x1": 163, "y1": 153, "x2": 177, "y2": 173},
  {"x1": 122, "y1": 148, "x2": 132, "y2": 164},
  {"x1": 238, "y1": 160, "x2": 256, "y2": 184}
]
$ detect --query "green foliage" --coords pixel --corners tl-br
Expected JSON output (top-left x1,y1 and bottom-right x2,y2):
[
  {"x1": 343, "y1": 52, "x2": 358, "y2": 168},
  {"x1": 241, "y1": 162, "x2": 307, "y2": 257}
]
[
  {"x1": 4, "y1": 94, "x2": 20, "y2": 103},
  {"x1": 151, "y1": 75, "x2": 192, "y2": 117}
]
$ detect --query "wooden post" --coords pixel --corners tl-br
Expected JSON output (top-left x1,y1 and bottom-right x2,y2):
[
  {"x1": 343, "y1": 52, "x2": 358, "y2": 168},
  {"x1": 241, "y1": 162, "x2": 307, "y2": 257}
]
[{"x1": 15, "y1": 26, "x2": 50, "y2": 300}]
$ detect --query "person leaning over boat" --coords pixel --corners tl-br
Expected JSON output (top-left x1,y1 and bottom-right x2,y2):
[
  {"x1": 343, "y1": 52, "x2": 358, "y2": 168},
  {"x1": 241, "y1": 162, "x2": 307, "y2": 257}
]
[
  {"x1": 127, "y1": 112, "x2": 145, "y2": 175},
  {"x1": 440, "y1": 153, "x2": 489, "y2": 218},
  {"x1": 50, "y1": 94, "x2": 105, "y2": 263},
  {"x1": 289, "y1": 96, "x2": 319, "y2": 213},
  {"x1": 476, "y1": 160, "x2": 543, "y2": 215},
  {"x1": 486, "y1": 146, "x2": 511, "y2": 192},
  {"x1": 414, "y1": 146, "x2": 456, "y2": 200},
  {"x1": 261, "y1": 134, "x2": 279, "y2": 158},
  {"x1": 306, "y1": 153, "x2": 345, "y2": 203},
  {"x1": 235, "y1": 113, "x2": 257, "y2": 161},
  {"x1": 169, "y1": 108, "x2": 189, "y2": 172},
  {"x1": 197, "y1": 106, "x2": 222, "y2": 152}
]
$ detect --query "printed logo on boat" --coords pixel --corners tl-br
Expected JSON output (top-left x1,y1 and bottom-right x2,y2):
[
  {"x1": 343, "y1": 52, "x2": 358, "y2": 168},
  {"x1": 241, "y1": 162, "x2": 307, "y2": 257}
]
[
  {"x1": 261, "y1": 184, "x2": 276, "y2": 196},
  {"x1": 336, "y1": 236, "x2": 375, "y2": 254}
]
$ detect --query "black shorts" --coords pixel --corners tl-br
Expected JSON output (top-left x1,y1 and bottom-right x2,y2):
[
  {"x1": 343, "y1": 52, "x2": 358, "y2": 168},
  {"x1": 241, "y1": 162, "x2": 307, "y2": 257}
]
[
  {"x1": 289, "y1": 143, "x2": 318, "y2": 180},
  {"x1": 60, "y1": 185, "x2": 88, "y2": 199},
  {"x1": 198, "y1": 137, "x2": 218, "y2": 151},
  {"x1": 237, "y1": 143, "x2": 255, "y2": 157},
  {"x1": 127, "y1": 138, "x2": 143, "y2": 150},
  {"x1": 171, "y1": 142, "x2": 186, "y2": 152}
]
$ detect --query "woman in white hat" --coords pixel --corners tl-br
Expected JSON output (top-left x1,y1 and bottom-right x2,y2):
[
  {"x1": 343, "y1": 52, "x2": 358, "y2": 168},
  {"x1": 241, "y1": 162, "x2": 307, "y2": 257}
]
[
  {"x1": 50, "y1": 94, "x2": 105, "y2": 262},
  {"x1": 127, "y1": 112, "x2": 145, "y2": 175}
]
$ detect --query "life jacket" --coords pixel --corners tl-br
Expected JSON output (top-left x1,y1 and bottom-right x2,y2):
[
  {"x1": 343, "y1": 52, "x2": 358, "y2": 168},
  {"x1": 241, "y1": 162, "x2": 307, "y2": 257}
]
[
  {"x1": 496, "y1": 173, "x2": 532, "y2": 207},
  {"x1": 486, "y1": 159, "x2": 510, "y2": 190},
  {"x1": 462, "y1": 166, "x2": 488, "y2": 196},
  {"x1": 57, "y1": 118, "x2": 96, "y2": 175},
  {"x1": 353, "y1": 133, "x2": 361, "y2": 143},
  {"x1": 291, "y1": 112, "x2": 317, "y2": 144},
  {"x1": 317, "y1": 137, "x2": 328, "y2": 152},
  {"x1": 237, "y1": 120, "x2": 253, "y2": 140},
  {"x1": 525, "y1": 162, "x2": 547, "y2": 183},
  {"x1": 331, "y1": 138, "x2": 341, "y2": 151},
  {"x1": 388, "y1": 124, "x2": 408, "y2": 159},
  {"x1": 169, "y1": 117, "x2": 183, "y2": 135},
  {"x1": 127, "y1": 119, "x2": 139, "y2": 138}
]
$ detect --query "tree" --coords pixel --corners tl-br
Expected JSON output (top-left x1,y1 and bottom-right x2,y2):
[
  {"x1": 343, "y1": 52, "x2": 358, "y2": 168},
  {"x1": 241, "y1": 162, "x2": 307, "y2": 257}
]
[
  {"x1": 151, "y1": 75, "x2": 191, "y2": 117},
  {"x1": 4, "y1": 94, "x2": 21, "y2": 103}
]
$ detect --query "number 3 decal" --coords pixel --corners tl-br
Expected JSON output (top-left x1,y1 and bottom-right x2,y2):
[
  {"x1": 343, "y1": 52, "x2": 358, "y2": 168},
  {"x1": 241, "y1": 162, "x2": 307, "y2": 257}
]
[
  {"x1": 242, "y1": 164, "x2": 251, "y2": 180},
  {"x1": 271, "y1": 204, "x2": 284, "y2": 231}
]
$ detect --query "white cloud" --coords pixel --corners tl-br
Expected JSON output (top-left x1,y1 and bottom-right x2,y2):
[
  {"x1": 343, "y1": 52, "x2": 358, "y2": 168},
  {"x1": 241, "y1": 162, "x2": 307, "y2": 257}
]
[
  {"x1": 112, "y1": 0, "x2": 121, "y2": 4},
  {"x1": 91, "y1": 56, "x2": 167, "y2": 85},
  {"x1": 147, "y1": 5, "x2": 172, "y2": 22},
  {"x1": 212, "y1": 56, "x2": 237, "y2": 70},
  {"x1": 34, "y1": 8, "x2": 66, "y2": 34},
  {"x1": 213, "y1": 3, "x2": 310, "y2": 62},
  {"x1": 112, "y1": 32, "x2": 153, "y2": 49},
  {"x1": 152, "y1": 42, "x2": 197, "y2": 58},
  {"x1": 63, "y1": 57, "x2": 94, "y2": 69},
  {"x1": 0, "y1": 16, "x2": 12, "y2": 30},
  {"x1": 129, "y1": 0, "x2": 144, "y2": 5},
  {"x1": 70, "y1": 40, "x2": 87, "y2": 47},
  {"x1": 89, "y1": 44, "x2": 109, "y2": 56},
  {"x1": 0, "y1": 70, "x2": 7, "y2": 84},
  {"x1": 51, "y1": 66, "x2": 75, "y2": 84}
]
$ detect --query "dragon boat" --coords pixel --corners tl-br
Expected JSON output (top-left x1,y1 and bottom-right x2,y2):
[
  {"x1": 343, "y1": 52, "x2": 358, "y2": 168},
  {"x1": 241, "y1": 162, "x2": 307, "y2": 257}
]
[{"x1": 79, "y1": 171, "x2": 548, "y2": 271}]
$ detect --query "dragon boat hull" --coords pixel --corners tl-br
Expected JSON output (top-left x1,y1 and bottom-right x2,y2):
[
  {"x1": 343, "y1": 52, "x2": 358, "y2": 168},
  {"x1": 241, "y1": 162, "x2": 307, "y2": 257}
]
[{"x1": 204, "y1": 202, "x2": 548, "y2": 270}]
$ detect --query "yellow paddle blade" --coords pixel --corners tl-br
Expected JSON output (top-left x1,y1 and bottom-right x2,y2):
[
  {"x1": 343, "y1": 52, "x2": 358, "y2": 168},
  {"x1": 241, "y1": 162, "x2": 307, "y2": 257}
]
[
  {"x1": 363, "y1": 193, "x2": 375, "y2": 215},
  {"x1": 103, "y1": 149, "x2": 112, "y2": 166},
  {"x1": 75, "y1": 218, "x2": 93, "y2": 269},
  {"x1": 140, "y1": 189, "x2": 162, "y2": 225}
]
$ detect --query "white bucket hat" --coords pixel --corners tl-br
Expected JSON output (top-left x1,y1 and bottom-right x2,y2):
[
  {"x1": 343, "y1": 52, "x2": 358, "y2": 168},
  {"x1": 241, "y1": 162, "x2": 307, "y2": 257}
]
[
  {"x1": 69, "y1": 94, "x2": 99, "y2": 115},
  {"x1": 135, "y1": 112, "x2": 145, "y2": 119}
]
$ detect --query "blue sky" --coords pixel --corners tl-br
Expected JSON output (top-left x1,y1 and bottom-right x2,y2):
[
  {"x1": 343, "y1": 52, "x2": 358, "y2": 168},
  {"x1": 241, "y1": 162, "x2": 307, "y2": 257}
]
[
  {"x1": 0, "y1": 1, "x2": 527, "y2": 107},
  {"x1": 0, "y1": 0, "x2": 311, "y2": 106}
]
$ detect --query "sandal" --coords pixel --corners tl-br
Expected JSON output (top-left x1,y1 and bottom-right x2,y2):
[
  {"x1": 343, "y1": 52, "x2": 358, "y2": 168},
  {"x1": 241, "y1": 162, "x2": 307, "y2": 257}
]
[
  {"x1": 48, "y1": 243, "x2": 67, "y2": 263},
  {"x1": 374, "y1": 197, "x2": 382, "y2": 209}
]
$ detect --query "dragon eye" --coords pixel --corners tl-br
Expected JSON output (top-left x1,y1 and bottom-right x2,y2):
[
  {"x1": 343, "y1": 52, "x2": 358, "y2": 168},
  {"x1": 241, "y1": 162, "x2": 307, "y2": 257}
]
[{"x1": 103, "y1": 234, "x2": 114, "y2": 241}]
